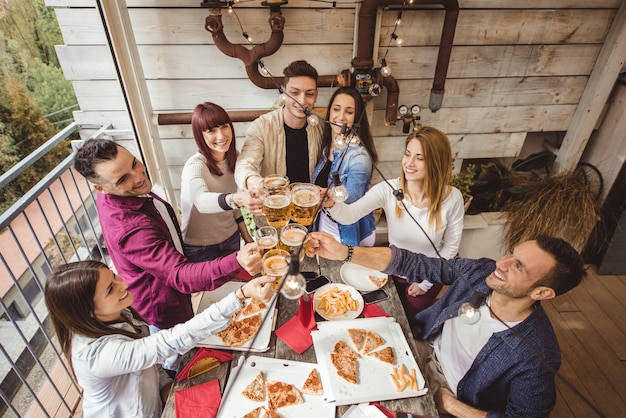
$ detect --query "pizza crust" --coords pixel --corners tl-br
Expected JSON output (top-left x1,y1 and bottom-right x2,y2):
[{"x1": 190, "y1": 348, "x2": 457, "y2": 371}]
[
  {"x1": 300, "y1": 368, "x2": 324, "y2": 395},
  {"x1": 241, "y1": 371, "x2": 266, "y2": 402}
]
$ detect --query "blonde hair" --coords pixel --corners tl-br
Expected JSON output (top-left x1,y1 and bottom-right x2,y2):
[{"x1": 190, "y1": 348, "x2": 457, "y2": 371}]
[{"x1": 395, "y1": 126, "x2": 452, "y2": 230}]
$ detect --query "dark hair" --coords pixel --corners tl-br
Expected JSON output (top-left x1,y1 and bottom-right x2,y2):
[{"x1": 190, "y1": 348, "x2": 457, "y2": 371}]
[
  {"x1": 322, "y1": 86, "x2": 378, "y2": 164},
  {"x1": 191, "y1": 102, "x2": 237, "y2": 176},
  {"x1": 44, "y1": 260, "x2": 143, "y2": 375},
  {"x1": 73, "y1": 138, "x2": 120, "y2": 182},
  {"x1": 533, "y1": 235, "x2": 586, "y2": 295},
  {"x1": 283, "y1": 60, "x2": 318, "y2": 85},
  {"x1": 396, "y1": 126, "x2": 453, "y2": 229}
]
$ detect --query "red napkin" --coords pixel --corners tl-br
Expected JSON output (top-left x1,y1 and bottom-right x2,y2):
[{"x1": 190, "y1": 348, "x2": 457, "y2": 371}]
[
  {"x1": 174, "y1": 379, "x2": 221, "y2": 418},
  {"x1": 176, "y1": 348, "x2": 233, "y2": 382},
  {"x1": 275, "y1": 294, "x2": 318, "y2": 354},
  {"x1": 370, "y1": 402, "x2": 395, "y2": 418},
  {"x1": 362, "y1": 303, "x2": 391, "y2": 318}
]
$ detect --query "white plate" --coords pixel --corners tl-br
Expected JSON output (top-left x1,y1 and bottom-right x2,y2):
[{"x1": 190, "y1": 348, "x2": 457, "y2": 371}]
[
  {"x1": 311, "y1": 317, "x2": 428, "y2": 406},
  {"x1": 195, "y1": 282, "x2": 277, "y2": 352},
  {"x1": 217, "y1": 356, "x2": 334, "y2": 418},
  {"x1": 340, "y1": 263, "x2": 388, "y2": 292},
  {"x1": 314, "y1": 283, "x2": 364, "y2": 321}
]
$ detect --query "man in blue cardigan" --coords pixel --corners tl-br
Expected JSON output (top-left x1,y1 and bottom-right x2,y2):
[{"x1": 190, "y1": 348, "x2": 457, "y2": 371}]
[{"x1": 306, "y1": 232, "x2": 585, "y2": 418}]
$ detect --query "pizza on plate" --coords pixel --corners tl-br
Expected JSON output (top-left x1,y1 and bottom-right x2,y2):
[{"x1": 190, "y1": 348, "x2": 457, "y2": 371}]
[
  {"x1": 347, "y1": 328, "x2": 367, "y2": 352},
  {"x1": 367, "y1": 346, "x2": 395, "y2": 365},
  {"x1": 241, "y1": 371, "x2": 266, "y2": 402},
  {"x1": 242, "y1": 298, "x2": 267, "y2": 317},
  {"x1": 266, "y1": 380, "x2": 304, "y2": 410},
  {"x1": 242, "y1": 406, "x2": 263, "y2": 418},
  {"x1": 216, "y1": 313, "x2": 262, "y2": 346},
  {"x1": 262, "y1": 407, "x2": 281, "y2": 418},
  {"x1": 300, "y1": 368, "x2": 323, "y2": 395},
  {"x1": 361, "y1": 330, "x2": 385, "y2": 354},
  {"x1": 368, "y1": 275, "x2": 388, "y2": 289},
  {"x1": 330, "y1": 340, "x2": 360, "y2": 384}
]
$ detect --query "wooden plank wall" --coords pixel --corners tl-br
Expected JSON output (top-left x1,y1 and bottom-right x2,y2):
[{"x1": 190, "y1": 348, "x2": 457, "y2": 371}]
[{"x1": 46, "y1": 0, "x2": 621, "y2": 201}]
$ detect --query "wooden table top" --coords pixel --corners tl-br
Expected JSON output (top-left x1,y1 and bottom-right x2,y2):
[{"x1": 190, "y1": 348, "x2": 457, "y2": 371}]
[{"x1": 162, "y1": 256, "x2": 438, "y2": 418}]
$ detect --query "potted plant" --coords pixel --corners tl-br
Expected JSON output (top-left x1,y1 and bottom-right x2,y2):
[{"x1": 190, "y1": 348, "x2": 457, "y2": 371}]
[{"x1": 451, "y1": 163, "x2": 477, "y2": 212}]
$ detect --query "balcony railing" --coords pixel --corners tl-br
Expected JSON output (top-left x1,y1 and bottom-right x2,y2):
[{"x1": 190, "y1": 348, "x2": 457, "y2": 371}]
[{"x1": 0, "y1": 123, "x2": 118, "y2": 417}]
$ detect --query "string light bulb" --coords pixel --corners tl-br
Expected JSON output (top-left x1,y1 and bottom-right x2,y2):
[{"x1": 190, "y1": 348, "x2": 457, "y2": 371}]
[
  {"x1": 395, "y1": 11, "x2": 403, "y2": 26},
  {"x1": 330, "y1": 172, "x2": 349, "y2": 203},
  {"x1": 307, "y1": 113, "x2": 319, "y2": 126},
  {"x1": 334, "y1": 124, "x2": 348, "y2": 147},
  {"x1": 281, "y1": 256, "x2": 306, "y2": 300},
  {"x1": 259, "y1": 62, "x2": 270, "y2": 76},
  {"x1": 380, "y1": 58, "x2": 392, "y2": 78},
  {"x1": 458, "y1": 292, "x2": 485, "y2": 325}
]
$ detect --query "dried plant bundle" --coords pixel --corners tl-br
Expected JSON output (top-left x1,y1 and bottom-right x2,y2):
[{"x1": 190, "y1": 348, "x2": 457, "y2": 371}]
[{"x1": 501, "y1": 171, "x2": 598, "y2": 252}]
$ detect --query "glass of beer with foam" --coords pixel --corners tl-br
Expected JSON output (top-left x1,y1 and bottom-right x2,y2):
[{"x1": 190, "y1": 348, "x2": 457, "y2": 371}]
[
  {"x1": 278, "y1": 223, "x2": 308, "y2": 262},
  {"x1": 262, "y1": 248, "x2": 290, "y2": 290},
  {"x1": 262, "y1": 175, "x2": 292, "y2": 228},
  {"x1": 255, "y1": 226, "x2": 278, "y2": 256},
  {"x1": 290, "y1": 182, "x2": 320, "y2": 226}
]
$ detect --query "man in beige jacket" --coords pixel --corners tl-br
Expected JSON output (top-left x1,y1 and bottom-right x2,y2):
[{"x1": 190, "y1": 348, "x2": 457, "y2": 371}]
[{"x1": 235, "y1": 60, "x2": 324, "y2": 191}]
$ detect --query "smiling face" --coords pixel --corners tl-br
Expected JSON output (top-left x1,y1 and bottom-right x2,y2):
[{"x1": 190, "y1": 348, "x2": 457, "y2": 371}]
[
  {"x1": 329, "y1": 93, "x2": 356, "y2": 139},
  {"x1": 92, "y1": 146, "x2": 152, "y2": 197},
  {"x1": 202, "y1": 123, "x2": 233, "y2": 160},
  {"x1": 282, "y1": 76, "x2": 318, "y2": 128},
  {"x1": 487, "y1": 240, "x2": 557, "y2": 299},
  {"x1": 92, "y1": 267, "x2": 133, "y2": 322},
  {"x1": 402, "y1": 138, "x2": 426, "y2": 182}
]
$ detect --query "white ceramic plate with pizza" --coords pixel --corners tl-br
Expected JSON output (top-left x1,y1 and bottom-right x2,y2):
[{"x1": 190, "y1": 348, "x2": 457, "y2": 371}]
[
  {"x1": 195, "y1": 282, "x2": 277, "y2": 352},
  {"x1": 313, "y1": 283, "x2": 364, "y2": 321},
  {"x1": 340, "y1": 263, "x2": 388, "y2": 292},
  {"x1": 217, "y1": 355, "x2": 334, "y2": 418},
  {"x1": 311, "y1": 317, "x2": 428, "y2": 406}
]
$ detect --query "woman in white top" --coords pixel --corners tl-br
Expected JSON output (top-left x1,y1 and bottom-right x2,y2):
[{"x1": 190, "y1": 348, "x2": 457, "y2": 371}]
[
  {"x1": 181, "y1": 102, "x2": 262, "y2": 262},
  {"x1": 324, "y1": 127, "x2": 465, "y2": 320},
  {"x1": 44, "y1": 260, "x2": 274, "y2": 418}
]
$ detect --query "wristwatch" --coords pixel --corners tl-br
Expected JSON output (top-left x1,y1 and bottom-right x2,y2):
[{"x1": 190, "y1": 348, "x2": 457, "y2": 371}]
[{"x1": 227, "y1": 194, "x2": 238, "y2": 210}]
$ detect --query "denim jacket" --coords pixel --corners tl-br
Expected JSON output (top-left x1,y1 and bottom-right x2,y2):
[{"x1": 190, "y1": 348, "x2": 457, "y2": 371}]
[
  {"x1": 313, "y1": 144, "x2": 375, "y2": 245},
  {"x1": 385, "y1": 246, "x2": 561, "y2": 418}
]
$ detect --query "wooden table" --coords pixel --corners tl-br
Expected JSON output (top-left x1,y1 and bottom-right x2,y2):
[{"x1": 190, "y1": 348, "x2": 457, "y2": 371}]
[{"x1": 163, "y1": 256, "x2": 438, "y2": 417}]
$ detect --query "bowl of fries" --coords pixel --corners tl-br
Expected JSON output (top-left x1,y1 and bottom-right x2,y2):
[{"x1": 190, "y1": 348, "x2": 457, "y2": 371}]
[{"x1": 313, "y1": 283, "x2": 363, "y2": 321}]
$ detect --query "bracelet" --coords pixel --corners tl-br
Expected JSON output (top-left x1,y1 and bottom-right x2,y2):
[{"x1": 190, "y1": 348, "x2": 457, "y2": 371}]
[
  {"x1": 227, "y1": 194, "x2": 238, "y2": 210},
  {"x1": 239, "y1": 284, "x2": 248, "y2": 298},
  {"x1": 343, "y1": 245, "x2": 354, "y2": 264},
  {"x1": 235, "y1": 216, "x2": 245, "y2": 224}
]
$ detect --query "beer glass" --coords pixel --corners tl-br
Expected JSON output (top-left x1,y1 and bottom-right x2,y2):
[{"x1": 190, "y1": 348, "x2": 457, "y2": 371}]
[
  {"x1": 278, "y1": 223, "x2": 308, "y2": 262},
  {"x1": 290, "y1": 183, "x2": 320, "y2": 226},
  {"x1": 262, "y1": 174, "x2": 292, "y2": 228},
  {"x1": 262, "y1": 249, "x2": 290, "y2": 290},
  {"x1": 255, "y1": 226, "x2": 278, "y2": 256}
]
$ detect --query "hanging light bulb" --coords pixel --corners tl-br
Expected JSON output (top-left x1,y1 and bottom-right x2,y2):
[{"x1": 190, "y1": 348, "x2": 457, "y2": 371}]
[
  {"x1": 330, "y1": 173, "x2": 349, "y2": 203},
  {"x1": 307, "y1": 113, "x2": 319, "y2": 126},
  {"x1": 280, "y1": 256, "x2": 306, "y2": 300},
  {"x1": 458, "y1": 292, "x2": 485, "y2": 325},
  {"x1": 333, "y1": 124, "x2": 348, "y2": 147},
  {"x1": 395, "y1": 11, "x2": 403, "y2": 26},
  {"x1": 380, "y1": 58, "x2": 392, "y2": 78},
  {"x1": 346, "y1": 133, "x2": 361, "y2": 147},
  {"x1": 259, "y1": 62, "x2": 270, "y2": 76},
  {"x1": 243, "y1": 32, "x2": 252, "y2": 43},
  {"x1": 391, "y1": 32, "x2": 404, "y2": 47}
]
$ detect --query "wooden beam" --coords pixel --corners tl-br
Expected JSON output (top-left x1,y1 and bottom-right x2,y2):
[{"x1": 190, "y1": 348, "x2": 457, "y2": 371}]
[{"x1": 555, "y1": 0, "x2": 626, "y2": 172}]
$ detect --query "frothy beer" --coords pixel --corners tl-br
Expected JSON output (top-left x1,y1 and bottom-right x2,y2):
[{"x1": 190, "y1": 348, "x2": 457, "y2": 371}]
[
  {"x1": 263, "y1": 194, "x2": 291, "y2": 228},
  {"x1": 291, "y1": 188, "x2": 319, "y2": 226},
  {"x1": 257, "y1": 236, "x2": 278, "y2": 256},
  {"x1": 279, "y1": 228, "x2": 306, "y2": 253},
  {"x1": 262, "y1": 250, "x2": 289, "y2": 290}
]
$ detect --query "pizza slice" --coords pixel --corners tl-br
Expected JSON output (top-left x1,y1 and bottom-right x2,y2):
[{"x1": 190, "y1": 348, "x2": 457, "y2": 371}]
[
  {"x1": 261, "y1": 407, "x2": 281, "y2": 418},
  {"x1": 333, "y1": 340, "x2": 361, "y2": 360},
  {"x1": 361, "y1": 330, "x2": 385, "y2": 354},
  {"x1": 347, "y1": 328, "x2": 367, "y2": 352},
  {"x1": 242, "y1": 298, "x2": 267, "y2": 317},
  {"x1": 241, "y1": 371, "x2": 266, "y2": 402},
  {"x1": 368, "y1": 275, "x2": 388, "y2": 289},
  {"x1": 217, "y1": 313, "x2": 262, "y2": 346},
  {"x1": 330, "y1": 352, "x2": 358, "y2": 384},
  {"x1": 300, "y1": 368, "x2": 323, "y2": 395},
  {"x1": 266, "y1": 380, "x2": 304, "y2": 410},
  {"x1": 367, "y1": 346, "x2": 395, "y2": 365},
  {"x1": 242, "y1": 406, "x2": 263, "y2": 418}
]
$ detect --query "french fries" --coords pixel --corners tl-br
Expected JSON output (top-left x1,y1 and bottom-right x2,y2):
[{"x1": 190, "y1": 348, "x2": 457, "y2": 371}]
[
  {"x1": 389, "y1": 364, "x2": 418, "y2": 392},
  {"x1": 315, "y1": 286, "x2": 359, "y2": 316}
]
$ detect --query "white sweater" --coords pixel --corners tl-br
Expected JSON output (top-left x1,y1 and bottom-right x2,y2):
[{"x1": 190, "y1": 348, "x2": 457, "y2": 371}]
[
  {"x1": 72, "y1": 293, "x2": 241, "y2": 417},
  {"x1": 328, "y1": 178, "x2": 465, "y2": 290}
]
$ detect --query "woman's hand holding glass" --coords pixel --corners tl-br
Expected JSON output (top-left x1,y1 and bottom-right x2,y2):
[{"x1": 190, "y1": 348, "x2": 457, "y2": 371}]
[
  {"x1": 235, "y1": 189, "x2": 264, "y2": 215},
  {"x1": 240, "y1": 275, "x2": 276, "y2": 303}
]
